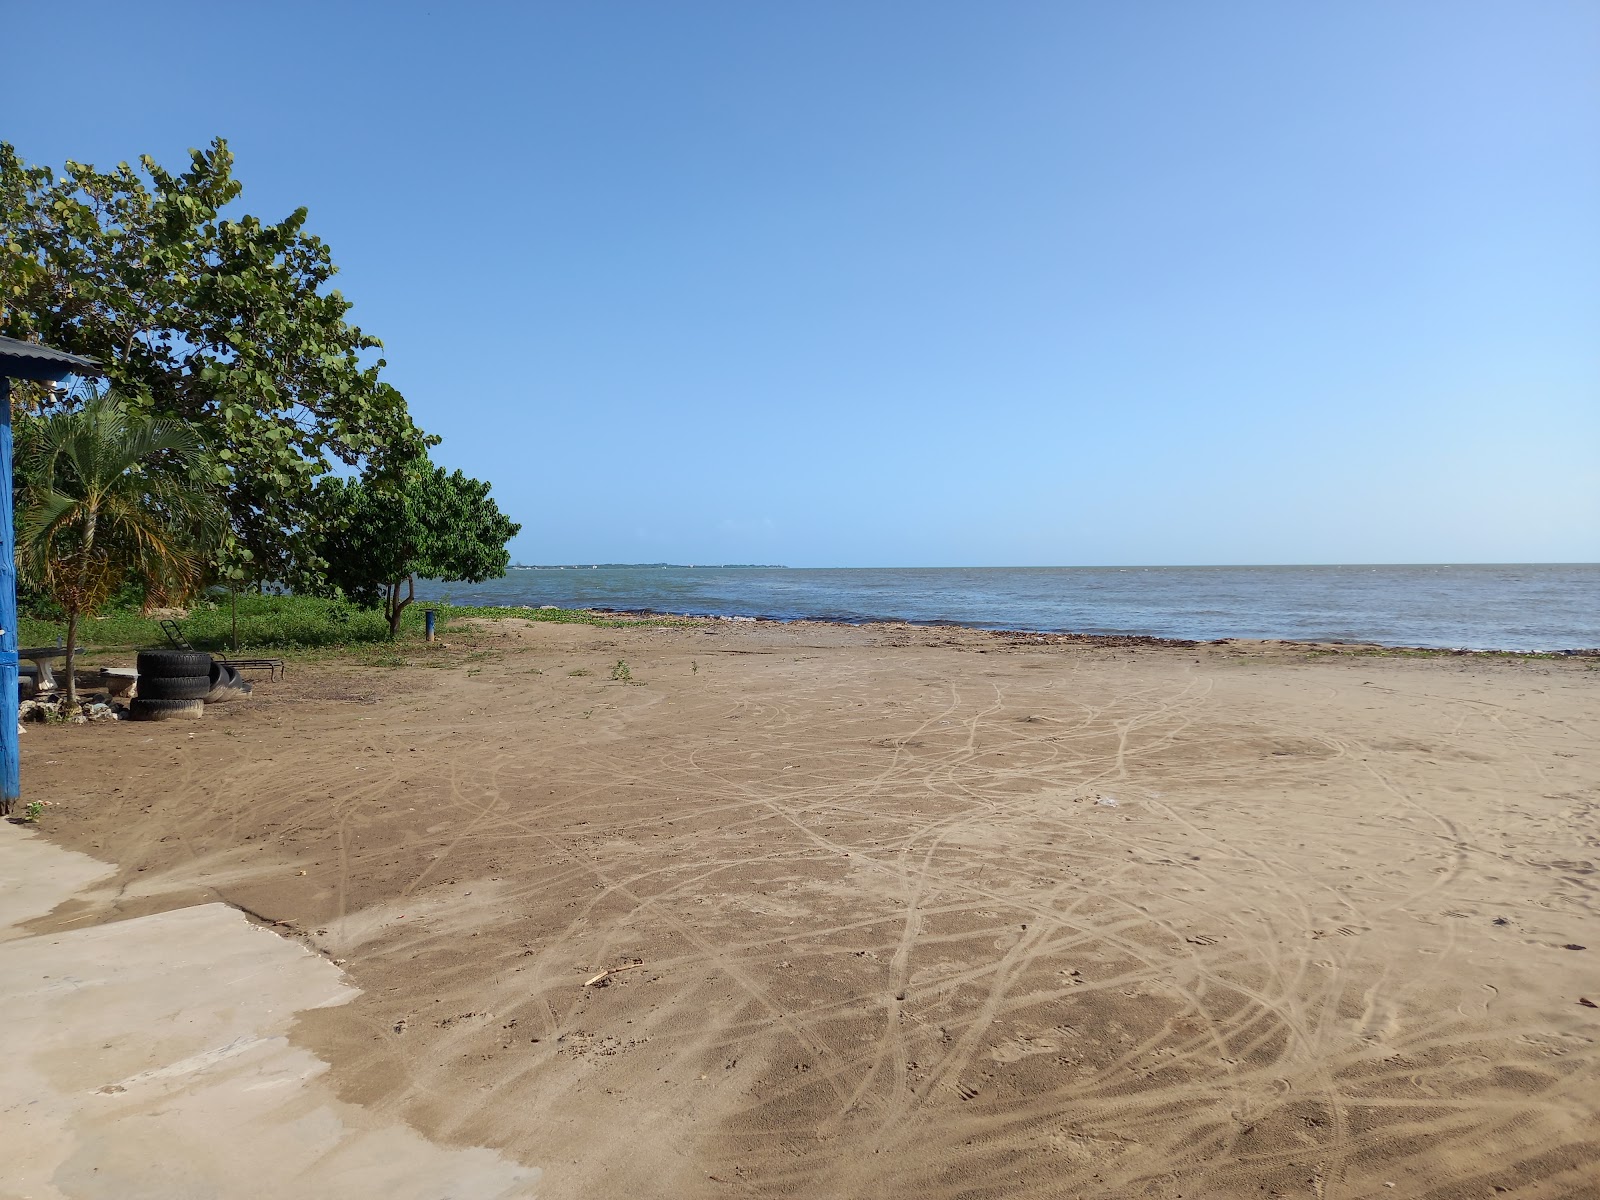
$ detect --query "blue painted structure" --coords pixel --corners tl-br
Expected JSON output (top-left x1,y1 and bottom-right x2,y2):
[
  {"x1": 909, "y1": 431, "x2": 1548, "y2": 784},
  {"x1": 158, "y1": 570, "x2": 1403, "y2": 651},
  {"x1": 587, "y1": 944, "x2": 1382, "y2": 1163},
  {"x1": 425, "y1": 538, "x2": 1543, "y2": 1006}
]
[{"x1": 0, "y1": 337, "x2": 100, "y2": 815}]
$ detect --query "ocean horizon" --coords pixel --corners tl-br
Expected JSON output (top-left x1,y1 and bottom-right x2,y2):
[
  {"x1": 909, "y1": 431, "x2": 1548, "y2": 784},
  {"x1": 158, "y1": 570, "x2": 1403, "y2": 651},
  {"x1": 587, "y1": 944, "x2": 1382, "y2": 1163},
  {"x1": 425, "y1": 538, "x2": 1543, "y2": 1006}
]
[{"x1": 417, "y1": 562, "x2": 1599, "y2": 652}]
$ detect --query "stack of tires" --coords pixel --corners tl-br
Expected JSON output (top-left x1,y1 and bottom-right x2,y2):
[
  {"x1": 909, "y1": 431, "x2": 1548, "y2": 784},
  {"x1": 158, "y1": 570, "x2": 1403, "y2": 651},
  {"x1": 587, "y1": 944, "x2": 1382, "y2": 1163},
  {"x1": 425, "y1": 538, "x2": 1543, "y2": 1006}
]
[{"x1": 132, "y1": 650, "x2": 212, "y2": 720}]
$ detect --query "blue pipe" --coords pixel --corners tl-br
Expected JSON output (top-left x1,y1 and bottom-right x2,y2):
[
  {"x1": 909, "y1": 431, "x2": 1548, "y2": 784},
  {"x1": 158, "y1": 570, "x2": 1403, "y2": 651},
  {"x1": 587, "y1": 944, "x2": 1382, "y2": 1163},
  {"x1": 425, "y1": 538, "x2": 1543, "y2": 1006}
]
[{"x1": 0, "y1": 377, "x2": 19, "y2": 814}]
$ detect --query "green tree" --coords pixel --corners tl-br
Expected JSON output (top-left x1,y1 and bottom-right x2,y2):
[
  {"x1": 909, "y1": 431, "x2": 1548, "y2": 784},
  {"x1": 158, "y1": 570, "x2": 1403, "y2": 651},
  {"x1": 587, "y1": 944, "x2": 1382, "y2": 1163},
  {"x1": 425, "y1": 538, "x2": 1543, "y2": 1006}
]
[
  {"x1": 317, "y1": 461, "x2": 520, "y2": 638},
  {"x1": 17, "y1": 390, "x2": 225, "y2": 705},
  {"x1": 0, "y1": 139, "x2": 435, "y2": 587}
]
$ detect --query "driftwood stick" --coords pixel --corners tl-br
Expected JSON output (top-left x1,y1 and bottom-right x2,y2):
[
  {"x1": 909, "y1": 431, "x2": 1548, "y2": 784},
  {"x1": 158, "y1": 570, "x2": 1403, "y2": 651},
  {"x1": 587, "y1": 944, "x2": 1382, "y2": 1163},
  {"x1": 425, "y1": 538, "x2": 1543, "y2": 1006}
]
[{"x1": 582, "y1": 962, "x2": 645, "y2": 987}]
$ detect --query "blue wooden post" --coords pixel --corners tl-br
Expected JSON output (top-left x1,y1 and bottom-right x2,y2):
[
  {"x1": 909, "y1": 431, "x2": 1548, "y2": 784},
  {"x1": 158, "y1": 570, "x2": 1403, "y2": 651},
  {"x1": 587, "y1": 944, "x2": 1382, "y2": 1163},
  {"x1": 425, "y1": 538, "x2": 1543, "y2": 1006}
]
[
  {"x1": 0, "y1": 375, "x2": 18, "y2": 816},
  {"x1": 424, "y1": 608, "x2": 436, "y2": 642},
  {"x1": 0, "y1": 339, "x2": 96, "y2": 817}
]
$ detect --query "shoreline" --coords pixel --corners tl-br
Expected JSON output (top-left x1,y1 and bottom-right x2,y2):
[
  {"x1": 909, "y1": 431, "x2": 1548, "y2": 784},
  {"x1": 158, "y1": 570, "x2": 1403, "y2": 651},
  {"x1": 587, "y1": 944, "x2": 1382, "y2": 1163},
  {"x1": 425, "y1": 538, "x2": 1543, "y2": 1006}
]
[
  {"x1": 465, "y1": 601, "x2": 1600, "y2": 658},
  {"x1": 415, "y1": 562, "x2": 1599, "y2": 654}
]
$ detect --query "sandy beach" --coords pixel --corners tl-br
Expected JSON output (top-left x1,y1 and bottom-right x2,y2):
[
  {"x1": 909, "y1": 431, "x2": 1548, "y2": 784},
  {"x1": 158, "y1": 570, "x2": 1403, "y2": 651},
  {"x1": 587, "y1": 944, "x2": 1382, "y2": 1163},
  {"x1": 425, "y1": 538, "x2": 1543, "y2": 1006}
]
[{"x1": 16, "y1": 617, "x2": 1600, "y2": 1199}]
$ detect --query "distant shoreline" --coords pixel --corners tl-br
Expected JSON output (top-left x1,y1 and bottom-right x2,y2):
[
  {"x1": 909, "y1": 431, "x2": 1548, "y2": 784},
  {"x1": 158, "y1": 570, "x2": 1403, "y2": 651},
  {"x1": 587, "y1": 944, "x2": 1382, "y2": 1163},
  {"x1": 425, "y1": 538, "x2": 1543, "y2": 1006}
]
[
  {"x1": 420, "y1": 563, "x2": 1599, "y2": 653},
  {"x1": 458, "y1": 602, "x2": 1600, "y2": 658},
  {"x1": 505, "y1": 562, "x2": 1594, "y2": 571}
]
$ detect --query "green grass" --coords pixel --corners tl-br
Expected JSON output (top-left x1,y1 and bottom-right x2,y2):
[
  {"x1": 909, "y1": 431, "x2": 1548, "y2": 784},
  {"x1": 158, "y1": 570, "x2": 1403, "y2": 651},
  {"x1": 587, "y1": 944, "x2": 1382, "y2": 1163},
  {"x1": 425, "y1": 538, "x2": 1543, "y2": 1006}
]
[
  {"x1": 17, "y1": 594, "x2": 686, "y2": 663},
  {"x1": 21, "y1": 594, "x2": 398, "y2": 656}
]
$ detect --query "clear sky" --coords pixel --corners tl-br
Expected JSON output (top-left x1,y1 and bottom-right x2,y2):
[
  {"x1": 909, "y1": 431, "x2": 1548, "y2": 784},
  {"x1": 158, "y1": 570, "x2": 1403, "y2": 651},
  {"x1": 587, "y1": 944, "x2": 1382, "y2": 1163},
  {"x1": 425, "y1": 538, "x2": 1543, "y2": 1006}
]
[{"x1": 6, "y1": 1, "x2": 1597, "y2": 566}]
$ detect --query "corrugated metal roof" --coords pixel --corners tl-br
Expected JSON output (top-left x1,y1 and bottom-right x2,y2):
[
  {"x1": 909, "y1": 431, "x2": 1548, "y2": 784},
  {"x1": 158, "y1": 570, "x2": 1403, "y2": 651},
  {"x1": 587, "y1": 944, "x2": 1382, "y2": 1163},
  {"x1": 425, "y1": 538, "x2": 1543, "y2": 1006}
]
[{"x1": 0, "y1": 334, "x2": 101, "y2": 382}]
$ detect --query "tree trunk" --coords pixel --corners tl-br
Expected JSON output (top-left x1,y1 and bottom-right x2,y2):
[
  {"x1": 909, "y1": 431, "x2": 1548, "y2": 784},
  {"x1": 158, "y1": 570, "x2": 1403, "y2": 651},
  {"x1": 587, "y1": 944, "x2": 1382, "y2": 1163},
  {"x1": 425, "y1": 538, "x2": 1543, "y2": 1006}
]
[
  {"x1": 65, "y1": 507, "x2": 96, "y2": 710},
  {"x1": 64, "y1": 608, "x2": 78, "y2": 708},
  {"x1": 385, "y1": 575, "x2": 415, "y2": 640}
]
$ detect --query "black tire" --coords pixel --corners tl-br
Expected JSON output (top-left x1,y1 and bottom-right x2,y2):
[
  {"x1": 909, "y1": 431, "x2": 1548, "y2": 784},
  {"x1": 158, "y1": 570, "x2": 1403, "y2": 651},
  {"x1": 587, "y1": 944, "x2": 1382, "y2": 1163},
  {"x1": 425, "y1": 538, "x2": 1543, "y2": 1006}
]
[
  {"x1": 204, "y1": 665, "x2": 250, "y2": 704},
  {"x1": 136, "y1": 649, "x2": 213, "y2": 679},
  {"x1": 136, "y1": 673, "x2": 211, "y2": 701},
  {"x1": 129, "y1": 697, "x2": 205, "y2": 721}
]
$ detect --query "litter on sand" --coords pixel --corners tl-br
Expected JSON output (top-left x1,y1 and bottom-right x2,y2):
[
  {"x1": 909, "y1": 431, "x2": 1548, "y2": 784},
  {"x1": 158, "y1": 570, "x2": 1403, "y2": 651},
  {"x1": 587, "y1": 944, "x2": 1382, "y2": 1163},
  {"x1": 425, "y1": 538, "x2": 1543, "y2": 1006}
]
[
  {"x1": 583, "y1": 961, "x2": 646, "y2": 987},
  {"x1": 1096, "y1": 796, "x2": 1119, "y2": 807}
]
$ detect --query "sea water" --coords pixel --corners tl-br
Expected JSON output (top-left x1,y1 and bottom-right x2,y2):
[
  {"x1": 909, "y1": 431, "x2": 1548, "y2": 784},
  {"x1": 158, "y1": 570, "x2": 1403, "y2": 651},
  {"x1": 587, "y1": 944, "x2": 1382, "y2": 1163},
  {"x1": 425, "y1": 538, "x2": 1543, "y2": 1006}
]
[{"x1": 416, "y1": 564, "x2": 1599, "y2": 651}]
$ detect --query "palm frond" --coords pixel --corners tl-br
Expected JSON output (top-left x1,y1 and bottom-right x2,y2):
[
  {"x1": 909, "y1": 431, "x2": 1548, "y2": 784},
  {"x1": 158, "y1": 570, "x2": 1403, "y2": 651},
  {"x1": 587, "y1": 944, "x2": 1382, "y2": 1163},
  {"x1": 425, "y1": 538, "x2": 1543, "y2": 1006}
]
[
  {"x1": 18, "y1": 489, "x2": 89, "y2": 575},
  {"x1": 17, "y1": 387, "x2": 224, "y2": 611}
]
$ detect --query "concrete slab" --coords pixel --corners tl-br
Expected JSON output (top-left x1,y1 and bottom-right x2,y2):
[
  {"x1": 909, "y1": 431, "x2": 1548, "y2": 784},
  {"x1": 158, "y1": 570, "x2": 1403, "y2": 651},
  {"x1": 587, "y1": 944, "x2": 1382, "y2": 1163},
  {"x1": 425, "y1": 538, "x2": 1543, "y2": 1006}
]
[
  {"x1": 0, "y1": 829, "x2": 541, "y2": 1199},
  {"x1": 0, "y1": 830, "x2": 113, "y2": 944}
]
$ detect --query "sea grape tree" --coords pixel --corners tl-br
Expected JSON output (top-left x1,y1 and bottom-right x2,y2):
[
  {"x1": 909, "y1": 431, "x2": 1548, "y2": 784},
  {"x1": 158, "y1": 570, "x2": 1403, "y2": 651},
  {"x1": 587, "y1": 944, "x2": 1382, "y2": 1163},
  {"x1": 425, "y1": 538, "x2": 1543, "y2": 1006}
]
[
  {"x1": 316, "y1": 460, "x2": 521, "y2": 637},
  {"x1": 0, "y1": 138, "x2": 436, "y2": 587}
]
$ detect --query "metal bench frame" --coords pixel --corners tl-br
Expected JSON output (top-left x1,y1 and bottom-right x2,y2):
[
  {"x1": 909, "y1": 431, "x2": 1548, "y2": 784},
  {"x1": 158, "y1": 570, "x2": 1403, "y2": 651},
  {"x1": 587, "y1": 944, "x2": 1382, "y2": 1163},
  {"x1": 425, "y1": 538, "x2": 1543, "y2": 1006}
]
[{"x1": 159, "y1": 619, "x2": 285, "y2": 681}]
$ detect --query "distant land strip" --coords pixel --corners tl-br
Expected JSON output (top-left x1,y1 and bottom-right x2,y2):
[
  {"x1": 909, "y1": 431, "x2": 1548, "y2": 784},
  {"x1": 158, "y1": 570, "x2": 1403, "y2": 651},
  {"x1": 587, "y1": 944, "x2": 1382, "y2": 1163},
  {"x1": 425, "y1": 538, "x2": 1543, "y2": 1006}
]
[{"x1": 508, "y1": 563, "x2": 787, "y2": 569}]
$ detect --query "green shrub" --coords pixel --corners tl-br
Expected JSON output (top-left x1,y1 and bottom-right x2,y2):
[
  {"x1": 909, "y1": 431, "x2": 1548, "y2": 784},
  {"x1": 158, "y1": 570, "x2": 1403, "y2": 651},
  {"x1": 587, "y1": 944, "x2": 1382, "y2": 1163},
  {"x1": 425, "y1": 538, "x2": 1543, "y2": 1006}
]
[
  {"x1": 16, "y1": 595, "x2": 686, "y2": 658},
  {"x1": 21, "y1": 593, "x2": 402, "y2": 653}
]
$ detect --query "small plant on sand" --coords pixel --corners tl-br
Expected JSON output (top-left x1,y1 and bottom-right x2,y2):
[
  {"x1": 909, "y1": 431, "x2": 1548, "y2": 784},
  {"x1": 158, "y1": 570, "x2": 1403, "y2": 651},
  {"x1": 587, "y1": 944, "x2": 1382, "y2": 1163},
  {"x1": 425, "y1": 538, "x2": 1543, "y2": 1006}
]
[
  {"x1": 18, "y1": 801, "x2": 44, "y2": 823},
  {"x1": 611, "y1": 659, "x2": 632, "y2": 683},
  {"x1": 691, "y1": 660, "x2": 699, "y2": 675},
  {"x1": 37, "y1": 702, "x2": 77, "y2": 725},
  {"x1": 568, "y1": 668, "x2": 591, "y2": 677}
]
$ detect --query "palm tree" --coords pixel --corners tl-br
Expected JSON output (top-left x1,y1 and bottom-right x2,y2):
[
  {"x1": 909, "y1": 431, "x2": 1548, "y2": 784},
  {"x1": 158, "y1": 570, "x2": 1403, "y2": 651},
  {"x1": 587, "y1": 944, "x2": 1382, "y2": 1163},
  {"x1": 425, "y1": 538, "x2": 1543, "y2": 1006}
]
[{"x1": 17, "y1": 389, "x2": 223, "y2": 706}]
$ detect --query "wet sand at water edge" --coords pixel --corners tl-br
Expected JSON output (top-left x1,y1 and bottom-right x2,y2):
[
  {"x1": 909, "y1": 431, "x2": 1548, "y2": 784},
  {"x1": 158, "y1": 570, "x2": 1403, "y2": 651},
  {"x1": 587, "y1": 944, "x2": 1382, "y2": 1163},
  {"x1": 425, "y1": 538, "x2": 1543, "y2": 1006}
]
[{"x1": 17, "y1": 617, "x2": 1600, "y2": 1199}]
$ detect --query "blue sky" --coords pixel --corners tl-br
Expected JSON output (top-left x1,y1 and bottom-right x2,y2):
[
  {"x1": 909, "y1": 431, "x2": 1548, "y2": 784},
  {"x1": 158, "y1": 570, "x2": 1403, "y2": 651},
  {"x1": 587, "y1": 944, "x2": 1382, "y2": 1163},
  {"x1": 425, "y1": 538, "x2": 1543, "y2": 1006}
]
[{"x1": 7, "y1": 1, "x2": 1596, "y2": 566}]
